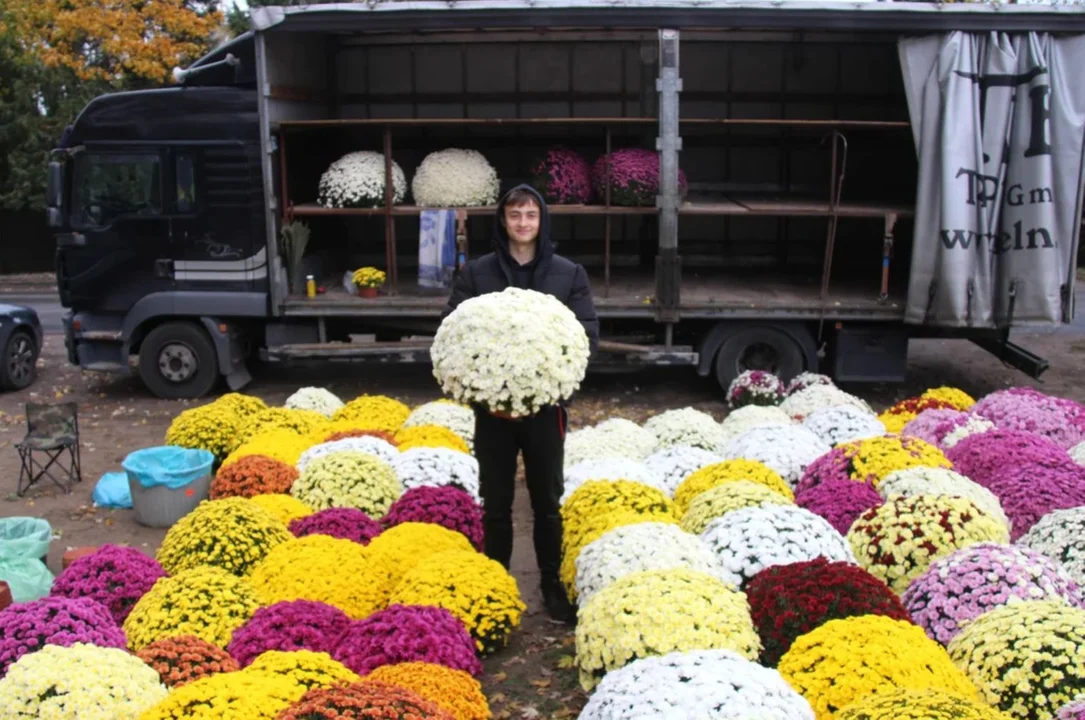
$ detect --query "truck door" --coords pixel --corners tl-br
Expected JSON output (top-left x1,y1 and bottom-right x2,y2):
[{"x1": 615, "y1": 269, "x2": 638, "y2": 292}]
[
  {"x1": 59, "y1": 148, "x2": 173, "y2": 310},
  {"x1": 170, "y1": 142, "x2": 263, "y2": 291}
]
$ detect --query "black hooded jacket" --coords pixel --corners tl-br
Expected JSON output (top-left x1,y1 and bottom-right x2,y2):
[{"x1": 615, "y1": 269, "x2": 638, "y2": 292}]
[{"x1": 443, "y1": 184, "x2": 600, "y2": 357}]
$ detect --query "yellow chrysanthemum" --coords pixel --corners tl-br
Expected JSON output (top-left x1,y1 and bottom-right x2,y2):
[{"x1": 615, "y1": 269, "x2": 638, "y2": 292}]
[
  {"x1": 778, "y1": 615, "x2": 981, "y2": 720},
  {"x1": 246, "y1": 650, "x2": 359, "y2": 691},
  {"x1": 232, "y1": 408, "x2": 330, "y2": 452},
  {"x1": 575, "y1": 568, "x2": 761, "y2": 691},
  {"x1": 165, "y1": 404, "x2": 240, "y2": 460},
  {"x1": 675, "y1": 459, "x2": 793, "y2": 513},
  {"x1": 290, "y1": 450, "x2": 402, "y2": 518},
  {"x1": 364, "y1": 522, "x2": 474, "y2": 595},
  {"x1": 211, "y1": 392, "x2": 268, "y2": 419},
  {"x1": 249, "y1": 493, "x2": 314, "y2": 526},
  {"x1": 837, "y1": 688, "x2": 1013, "y2": 720},
  {"x1": 920, "y1": 386, "x2": 976, "y2": 411},
  {"x1": 847, "y1": 494, "x2": 1009, "y2": 594},
  {"x1": 156, "y1": 497, "x2": 292, "y2": 577},
  {"x1": 947, "y1": 600, "x2": 1085, "y2": 720},
  {"x1": 391, "y1": 550, "x2": 525, "y2": 656},
  {"x1": 138, "y1": 669, "x2": 304, "y2": 720},
  {"x1": 248, "y1": 535, "x2": 389, "y2": 619},
  {"x1": 124, "y1": 566, "x2": 260, "y2": 651},
  {"x1": 0, "y1": 643, "x2": 167, "y2": 719},
  {"x1": 366, "y1": 662, "x2": 490, "y2": 720},
  {"x1": 680, "y1": 480, "x2": 793, "y2": 534},
  {"x1": 221, "y1": 429, "x2": 316, "y2": 468},
  {"x1": 847, "y1": 436, "x2": 951, "y2": 487},
  {"x1": 394, "y1": 424, "x2": 471, "y2": 454},
  {"x1": 561, "y1": 480, "x2": 676, "y2": 530},
  {"x1": 332, "y1": 395, "x2": 411, "y2": 433}
]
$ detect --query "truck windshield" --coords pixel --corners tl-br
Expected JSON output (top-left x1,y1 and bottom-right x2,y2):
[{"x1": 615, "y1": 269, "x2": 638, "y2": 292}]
[{"x1": 71, "y1": 153, "x2": 162, "y2": 229}]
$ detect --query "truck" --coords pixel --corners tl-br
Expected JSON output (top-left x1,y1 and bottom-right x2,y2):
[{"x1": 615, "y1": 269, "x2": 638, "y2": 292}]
[{"x1": 46, "y1": 0, "x2": 1085, "y2": 399}]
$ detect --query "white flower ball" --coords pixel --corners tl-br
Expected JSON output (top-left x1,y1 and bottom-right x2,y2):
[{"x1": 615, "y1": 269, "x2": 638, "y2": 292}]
[
  {"x1": 411, "y1": 148, "x2": 500, "y2": 207},
  {"x1": 318, "y1": 151, "x2": 407, "y2": 208},
  {"x1": 1019, "y1": 506, "x2": 1085, "y2": 587},
  {"x1": 781, "y1": 385, "x2": 874, "y2": 421},
  {"x1": 561, "y1": 458, "x2": 668, "y2": 506},
  {"x1": 403, "y1": 401, "x2": 475, "y2": 451},
  {"x1": 431, "y1": 287, "x2": 590, "y2": 417},
  {"x1": 645, "y1": 407, "x2": 727, "y2": 454},
  {"x1": 284, "y1": 387, "x2": 345, "y2": 418},
  {"x1": 644, "y1": 445, "x2": 724, "y2": 497},
  {"x1": 721, "y1": 405, "x2": 795, "y2": 445},
  {"x1": 297, "y1": 436, "x2": 399, "y2": 473},
  {"x1": 723, "y1": 425, "x2": 830, "y2": 489},
  {"x1": 802, "y1": 405, "x2": 886, "y2": 446},
  {"x1": 391, "y1": 446, "x2": 481, "y2": 502}
]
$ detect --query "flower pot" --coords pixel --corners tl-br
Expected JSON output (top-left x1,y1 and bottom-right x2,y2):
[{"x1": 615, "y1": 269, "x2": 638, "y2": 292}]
[
  {"x1": 358, "y1": 286, "x2": 378, "y2": 299},
  {"x1": 63, "y1": 546, "x2": 100, "y2": 570}
]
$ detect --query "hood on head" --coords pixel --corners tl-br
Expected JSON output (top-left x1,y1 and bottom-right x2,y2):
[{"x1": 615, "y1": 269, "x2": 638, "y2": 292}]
[{"x1": 492, "y1": 184, "x2": 553, "y2": 270}]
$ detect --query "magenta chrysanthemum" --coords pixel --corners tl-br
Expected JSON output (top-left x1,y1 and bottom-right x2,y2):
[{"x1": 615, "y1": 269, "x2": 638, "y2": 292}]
[
  {"x1": 531, "y1": 146, "x2": 592, "y2": 204},
  {"x1": 946, "y1": 429, "x2": 1078, "y2": 488},
  {"x1": 381, "y1": 486, "x2": 484, "y2": 551},
  {"x1": 591, "y1": 148, "x2": 688, "y2": 206},
  {"x1": 49, "y1": 544, "x2": 166, "y2": 625},
  {"x1": 289, "y1": 507, "x2": 384, "y2": 545},
  {"x1": 0, "y1": 596, "x2": 127, "y2": 675},
  {"x1": 226, "y1": 600, "x2": 352, "y2": 666},
  {"x1": 795, "y1": 479, "x2": 884, "y2": 536},
  {"x1": 973, "y1": 387, "x2": 1085, "y2": 449}
]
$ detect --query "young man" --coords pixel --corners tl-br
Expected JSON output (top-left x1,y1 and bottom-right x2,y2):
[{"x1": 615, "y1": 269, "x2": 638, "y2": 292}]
[{"x1": 443, "y1": 184, "x2": 599, "y2": 622}]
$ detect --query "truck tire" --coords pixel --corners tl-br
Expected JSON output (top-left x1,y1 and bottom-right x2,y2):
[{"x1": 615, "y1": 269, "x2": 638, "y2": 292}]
[
  {"x1": 713, "y1": 324, "x2": 808, "y2": 392},
  {"x1": 138, "y1": 321, "x2": 219, "y2": 399}
]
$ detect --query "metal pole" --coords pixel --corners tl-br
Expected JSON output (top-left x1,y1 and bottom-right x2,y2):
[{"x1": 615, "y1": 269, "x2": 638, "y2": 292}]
[
  {"x1": 655, "y1": 29, "x2": 682, "y2": 322},
  {"x1": 383, "y1": 127, "x2": 397, "y2": 290},
  {"x1": 604, "y1": 126, "x2": 612, "y2": 298}
]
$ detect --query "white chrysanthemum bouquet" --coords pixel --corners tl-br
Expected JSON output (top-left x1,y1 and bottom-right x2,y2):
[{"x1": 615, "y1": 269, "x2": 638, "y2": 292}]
[
  {"x1": 412, "y1": 148, "x2": 500, "y2": 207},
  {"x1": 431, "y1": 287, "x2": 590, "y2": 417},
  {"x1": 317, "y1": 150, "x2": 407, "y2": 208},
  {"x1": 284, "y1": 386, "x2": 344, "y2": 418}
]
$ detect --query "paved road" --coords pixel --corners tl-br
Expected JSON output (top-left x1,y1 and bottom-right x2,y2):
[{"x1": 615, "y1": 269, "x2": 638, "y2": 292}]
[{"x1": 1, "y1": 293, "x2": 64, "y2": 335}]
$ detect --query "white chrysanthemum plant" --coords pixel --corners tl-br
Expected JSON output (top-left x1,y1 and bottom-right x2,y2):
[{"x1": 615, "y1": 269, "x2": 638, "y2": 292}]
[
  {"x1": 940, "y1": 414, "x2": 997, "y2": 449},
  {"x1": 563, "y1": 418, "x2": 658, "y2": 469},
  {"x1": 723, "y1": 425, "x2": 830, "y2": 490},
  {"x1": 284, "y1": 387, "x2": 345, "y2": 418},
  {"x1": 802, "y1": 405, "x2": 887, "y2": 446},
  {"x1": 785, "y1": 371, "x2": 835, "y2": 396},
  {"x1": 574, "y1": 522, "x2": 732, "y2": 604},
  {"x1": 644, "y1": 446, "x2": 723, "y2": 498},
  {"x1": 879, "y1": 466, "x2": 1012, "y2": 533},
  {"x1": 411, "y1": 148, "x2": 500, "y2": 207},
  {"x1": 296, "y1": 436, "x2": 399, "y2": 473},
  {"x1": 579, "y1": 649, "x2": 816, "y2": 720},
  {"x1": 431, "y1": 287, "x2": 590, "y2": 417},
  {"x1": 700, "y1": 505, "x2": 857, "y2": 587},
  {"x1": 391, "y1": 446, "x2": 482, "y2": 503},
  {"x1": 780, "y1": 384, "x2": 874, "y2": 422},
  {"x1": 561, "y1": 458, "x2": 667, "y2": 506},
  {"x1": 644, "y1": 407, "x2": 727, "y2": 454},
  {"x1": 403, "y1": 400, "x2": 475, "y2": 452},
  {"x1": 1019, "y1": 506, "x2": 1085, "y2": 587},
  {"x1": 720, "y1": 405, "x2": 795, "y2": 445},
  {"x1": 317, "y1": 150, "x2": 407, "y2": 208}
]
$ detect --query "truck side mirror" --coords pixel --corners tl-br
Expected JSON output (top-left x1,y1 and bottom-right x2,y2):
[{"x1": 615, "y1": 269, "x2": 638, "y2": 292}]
[{"x1": 46, "y1": 161, "x2": 64, "y2": 209}]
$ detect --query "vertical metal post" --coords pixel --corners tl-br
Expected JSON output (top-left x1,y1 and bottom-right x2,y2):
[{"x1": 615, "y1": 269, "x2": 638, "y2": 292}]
[
  {"x1": 604, "y1": 126, "x2": 612, "y2": 298},
  {"x1": 383, "y1": 127, "x2": 397, "y2": 290},
  {"x1": 655, "y1": 29, "x2": 682, "y2": 322}
]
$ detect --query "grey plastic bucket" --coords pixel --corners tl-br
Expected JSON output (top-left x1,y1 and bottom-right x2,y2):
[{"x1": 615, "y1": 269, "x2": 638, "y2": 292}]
[{"x1": 126, "y1": 471, "x2": 212, "y2": 528}]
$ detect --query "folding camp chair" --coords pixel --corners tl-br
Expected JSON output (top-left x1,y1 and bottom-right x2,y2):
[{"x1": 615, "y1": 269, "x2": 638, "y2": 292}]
[{"x1": 16, "y1": 402, "x2": 81, "y2": 496}]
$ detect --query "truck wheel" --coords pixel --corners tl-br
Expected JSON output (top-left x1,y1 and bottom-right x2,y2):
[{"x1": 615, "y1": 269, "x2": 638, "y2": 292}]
[
  {"x1": 714, "y1": 325, "x2": 807, "y2": 392},
  {"x1": 138, "y1": 322, "x2": 219, "y2": 399}
]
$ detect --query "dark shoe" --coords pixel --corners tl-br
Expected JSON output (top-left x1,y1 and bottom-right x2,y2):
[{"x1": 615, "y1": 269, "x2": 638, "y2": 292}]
[{"x1": 541, "y1": 580, "x2": 576, "y2": 624}]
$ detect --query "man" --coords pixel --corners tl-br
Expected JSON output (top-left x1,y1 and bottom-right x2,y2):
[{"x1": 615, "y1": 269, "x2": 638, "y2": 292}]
[{"x1": 443, "y1": 184, "x2": 599, "y2": 622}]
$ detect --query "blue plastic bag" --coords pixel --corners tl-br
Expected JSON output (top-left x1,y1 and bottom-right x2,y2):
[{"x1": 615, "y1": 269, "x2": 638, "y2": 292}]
[
  {"x1": 122, "y1": 446, "x2": 214, "y2": 490},
  {"x1": 0, "y1": 517, "x2": 54, "y2": 602},
  {"x1": 92, "y1": 471, "x2": 133, "y2": 508}
]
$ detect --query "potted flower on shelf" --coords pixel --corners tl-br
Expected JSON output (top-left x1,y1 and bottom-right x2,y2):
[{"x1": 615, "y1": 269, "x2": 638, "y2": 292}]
[{"x1": 352, "y1": 267, "x2": 386, "y2": 298}]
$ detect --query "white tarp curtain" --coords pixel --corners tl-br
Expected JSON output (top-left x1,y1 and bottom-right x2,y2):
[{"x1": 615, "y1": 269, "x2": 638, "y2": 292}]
[{"x1": 899, "y1": 32, "x2": 1085, "y2": 327}]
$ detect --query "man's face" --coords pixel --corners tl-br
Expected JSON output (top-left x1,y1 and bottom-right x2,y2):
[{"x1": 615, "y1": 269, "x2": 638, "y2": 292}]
[{"x1": 503, "y1": 200, "x2": 541, "y2": 247}]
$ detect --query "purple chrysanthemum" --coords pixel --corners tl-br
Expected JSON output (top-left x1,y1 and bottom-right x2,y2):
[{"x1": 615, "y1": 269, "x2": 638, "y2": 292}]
[
  {"x1": 973, "y1": 387, "x2": 1085, "y2": 449},
  {"x1": 591, "y1": 148, "x2": 688, "y2": 206},
  {"x1": 226, "y1": 600, "x2": 352, "y2": 667},
  {"x1": 289, "y1": 508, "x2": 384, "y2": 545},
  {"x1": 381, "y1": 486, "x2": 484, "y2": 551},
  {"x1": 901, "y1": 409, "x2": 968, "y2": 447},
  {"x1": 983, "y1": 463, "x2": 1085, "y2": 541},
  {"x1": 531, "y1": 146, "x2": 593, "y2": 204},
  {"x1": 945, "y1": 429, "x2": 1078, "y2": 487},
  {"x1": 902, "y1": 542, "x2": 1084, "y2": 645},
  {"x1": 49, "y1": 544, "x2": 166, "y2": 626},
  {"x1": 0, "y1": 596, "x2": 127, "y2": 675},
  {"x1": 331, "y1": 604, "x2": 482, "y2": 677},
  {"x1": 795, "y1": 478, "x2": 884, "y2": 536}
]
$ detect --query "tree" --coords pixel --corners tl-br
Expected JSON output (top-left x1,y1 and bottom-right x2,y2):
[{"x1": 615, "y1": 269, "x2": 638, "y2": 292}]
[{"x1": 10, "y1": 0, "x2": 223, "y2": 84}]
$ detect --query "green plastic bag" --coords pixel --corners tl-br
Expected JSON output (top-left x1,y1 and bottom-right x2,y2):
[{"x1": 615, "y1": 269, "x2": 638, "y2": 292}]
[{"x1": 0, "y1": 517, "x2": 54, "y2": 602}]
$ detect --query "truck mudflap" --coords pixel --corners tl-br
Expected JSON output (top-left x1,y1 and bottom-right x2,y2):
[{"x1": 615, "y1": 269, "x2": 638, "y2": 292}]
[{"x1": 262, "y1": 338, "x2": 699, "y2": 367}]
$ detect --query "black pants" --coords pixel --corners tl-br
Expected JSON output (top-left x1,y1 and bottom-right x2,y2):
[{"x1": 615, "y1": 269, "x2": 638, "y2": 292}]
[{"x1": 474, "y1": 405, "x2": 566, "y2": 583}]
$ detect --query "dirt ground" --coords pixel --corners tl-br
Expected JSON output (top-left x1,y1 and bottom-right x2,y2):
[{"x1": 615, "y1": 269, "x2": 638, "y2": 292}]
[{"x1": 1, "y1": 329, "x2": 1082, "y2": 716}]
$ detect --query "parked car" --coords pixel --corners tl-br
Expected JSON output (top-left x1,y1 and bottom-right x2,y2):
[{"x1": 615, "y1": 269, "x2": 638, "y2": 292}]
[{"x1": 0, "y1": 304, "x2": 42, "y2": 390}]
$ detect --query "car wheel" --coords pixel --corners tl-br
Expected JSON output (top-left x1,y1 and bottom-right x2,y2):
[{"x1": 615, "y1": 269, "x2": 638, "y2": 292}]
[
  {"x1": 138, "y1": 322, "x2": 219, "y2": 399},
  {"x1": 0, "y1": 330, "x2": 37, "y2": 391}
]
